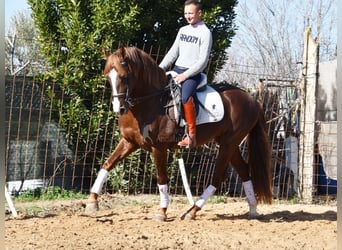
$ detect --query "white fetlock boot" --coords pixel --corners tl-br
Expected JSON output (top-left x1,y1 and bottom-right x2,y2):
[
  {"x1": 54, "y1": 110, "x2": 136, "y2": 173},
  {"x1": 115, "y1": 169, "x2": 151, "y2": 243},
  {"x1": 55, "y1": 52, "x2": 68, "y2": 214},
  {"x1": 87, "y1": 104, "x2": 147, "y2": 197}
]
[
  {"x1": 85, "y1": 169, "x2": 109, "y2": 213},
  {"x1": 243, "y1": 180, "x2": 259, "y2": 219},
  {"x1": 154, "y1": 184, "x2": 169, "y2": 221}
]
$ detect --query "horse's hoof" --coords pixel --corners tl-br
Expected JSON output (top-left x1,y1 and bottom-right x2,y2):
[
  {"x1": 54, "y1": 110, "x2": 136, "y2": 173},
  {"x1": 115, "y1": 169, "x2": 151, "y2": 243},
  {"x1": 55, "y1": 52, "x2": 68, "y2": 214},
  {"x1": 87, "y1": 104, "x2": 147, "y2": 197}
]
[
  {"x1": 248, "y1": 205, "x2": 259, "y2": 219},
  {"x1": 84, "y1": 202, "x2": 99, "y2": 213},
  {"x1": 180, "y1": 211, "x2": 196, "y2": 220},
  {"x1": 248, "y1": 211, "x2": 260, "y2": 219},
  {"x1": 180, "y1": 205, "x2": 197, "y2": 220},
  {"x1": 183, "y1": 213, "x2": 195, "y2": 220},
  {"x1": 153, "y1": 214, "x2": 167, "y2": 222}
]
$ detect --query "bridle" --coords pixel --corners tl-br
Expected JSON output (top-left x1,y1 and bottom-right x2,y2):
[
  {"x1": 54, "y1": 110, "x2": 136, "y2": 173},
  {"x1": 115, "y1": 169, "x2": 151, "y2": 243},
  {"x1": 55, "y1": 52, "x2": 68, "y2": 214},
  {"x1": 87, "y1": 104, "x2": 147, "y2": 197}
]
[{"x1": 112, "y1": 61, "x2": 171, "y2": 115}]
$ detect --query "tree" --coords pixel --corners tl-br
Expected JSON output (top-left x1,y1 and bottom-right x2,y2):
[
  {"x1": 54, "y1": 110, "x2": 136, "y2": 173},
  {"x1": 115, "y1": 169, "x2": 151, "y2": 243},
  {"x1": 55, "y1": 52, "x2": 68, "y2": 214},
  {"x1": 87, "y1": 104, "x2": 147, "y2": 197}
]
[
  {"x1": 27, "y1": 0, "x2": 237, "y2": 183},
  {"x1": 5, "y1": 10, "x2": 44, "y2": 75},
  {"x1": 132, "y1": 0, "x2": 238, "y2": 80},
  {"x1": 28, "y1": 0, "x2": 143, "y2": 175},
  {"x1": 218, "y1": 0, "x2": 336, "y2": 85}
]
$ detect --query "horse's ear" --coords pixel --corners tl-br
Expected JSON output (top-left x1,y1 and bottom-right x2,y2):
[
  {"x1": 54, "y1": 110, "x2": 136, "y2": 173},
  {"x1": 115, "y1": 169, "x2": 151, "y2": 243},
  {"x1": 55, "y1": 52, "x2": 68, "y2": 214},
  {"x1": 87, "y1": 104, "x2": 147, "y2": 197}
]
[
  {"x1": 103, "y1": 49, "x2": 111, "y2": 59},
  {"x1": 119, "y1": 46, "x2": 126, "y2": 59}
]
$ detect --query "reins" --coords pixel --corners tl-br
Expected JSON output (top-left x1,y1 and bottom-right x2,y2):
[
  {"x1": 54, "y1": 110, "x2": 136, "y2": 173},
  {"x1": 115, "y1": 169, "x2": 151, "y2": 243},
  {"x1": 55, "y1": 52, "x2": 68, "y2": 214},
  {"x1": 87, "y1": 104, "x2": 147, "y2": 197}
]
[{"x1": 113, "y1": 82, "x2": 173, "y2": 108}]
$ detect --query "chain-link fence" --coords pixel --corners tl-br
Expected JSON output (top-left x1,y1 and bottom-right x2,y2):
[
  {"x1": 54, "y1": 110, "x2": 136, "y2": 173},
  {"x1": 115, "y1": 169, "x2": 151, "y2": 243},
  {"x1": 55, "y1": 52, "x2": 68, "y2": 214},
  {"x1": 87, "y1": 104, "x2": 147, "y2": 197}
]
[{"x1": 5, "y1": 46, "x2": 337, "y2": 202}]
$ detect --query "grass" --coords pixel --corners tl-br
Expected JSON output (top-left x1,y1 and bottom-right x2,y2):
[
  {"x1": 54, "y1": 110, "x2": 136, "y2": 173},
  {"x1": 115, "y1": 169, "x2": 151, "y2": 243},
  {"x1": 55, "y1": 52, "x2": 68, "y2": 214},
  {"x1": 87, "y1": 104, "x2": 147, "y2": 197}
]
[
  {"x1": 22, "y1": 206, "x2": 44, "y2": 216},
  {"x1": 288, "y1": 195, "x2": 300, "y2": 204},
  {"x1": 13, "y1": 186, "x2": 87, "y2": 202},
  {"x1": 207, "y1": 195, "x2": 227, "y2": 204}
]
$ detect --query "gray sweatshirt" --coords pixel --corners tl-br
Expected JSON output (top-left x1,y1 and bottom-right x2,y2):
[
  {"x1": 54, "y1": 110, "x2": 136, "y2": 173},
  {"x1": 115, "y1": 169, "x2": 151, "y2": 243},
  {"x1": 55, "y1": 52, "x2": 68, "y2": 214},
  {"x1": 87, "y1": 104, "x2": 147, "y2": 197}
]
[{"x1": 159, "y1": 20, "x2": 212, "y2": 78}]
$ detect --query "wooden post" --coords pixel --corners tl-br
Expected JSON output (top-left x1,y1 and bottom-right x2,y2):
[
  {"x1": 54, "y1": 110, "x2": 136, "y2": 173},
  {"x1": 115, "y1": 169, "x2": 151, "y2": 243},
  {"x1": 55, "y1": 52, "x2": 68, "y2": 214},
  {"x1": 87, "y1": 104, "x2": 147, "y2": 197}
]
[{"x1": 298, "y1": 27, "x2": 319, "y2": 203}]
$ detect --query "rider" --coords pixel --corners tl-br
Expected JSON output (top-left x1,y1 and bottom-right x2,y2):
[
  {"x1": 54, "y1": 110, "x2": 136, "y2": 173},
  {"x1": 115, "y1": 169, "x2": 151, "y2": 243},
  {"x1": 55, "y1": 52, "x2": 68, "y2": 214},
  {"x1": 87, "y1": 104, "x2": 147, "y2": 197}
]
[{"x1": 159, "y1": 0, "x2": 212, "y2": 148}]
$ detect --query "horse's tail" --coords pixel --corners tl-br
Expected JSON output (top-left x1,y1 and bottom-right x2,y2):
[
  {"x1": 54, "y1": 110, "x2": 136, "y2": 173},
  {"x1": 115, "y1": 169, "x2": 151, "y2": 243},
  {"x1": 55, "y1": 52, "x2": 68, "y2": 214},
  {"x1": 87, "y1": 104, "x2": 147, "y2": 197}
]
[{"x1": 247, "y1": 107, "x2": 273, "y2": 204}]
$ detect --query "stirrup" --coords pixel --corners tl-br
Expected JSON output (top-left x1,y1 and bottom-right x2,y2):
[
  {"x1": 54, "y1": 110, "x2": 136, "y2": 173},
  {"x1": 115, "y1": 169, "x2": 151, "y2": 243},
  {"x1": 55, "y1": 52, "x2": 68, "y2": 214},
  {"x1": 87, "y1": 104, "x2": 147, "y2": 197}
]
[{"x1": 178, "y1": 134, "x2": 195, "y2": 148}]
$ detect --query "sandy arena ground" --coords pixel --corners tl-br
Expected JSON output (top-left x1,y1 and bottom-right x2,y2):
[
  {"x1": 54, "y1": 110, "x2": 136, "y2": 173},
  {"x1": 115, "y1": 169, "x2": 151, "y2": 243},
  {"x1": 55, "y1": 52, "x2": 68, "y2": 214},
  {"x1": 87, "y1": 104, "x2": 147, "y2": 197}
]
[{"x1": 5, "y1": 194, "x2": 337, "y2": 250}]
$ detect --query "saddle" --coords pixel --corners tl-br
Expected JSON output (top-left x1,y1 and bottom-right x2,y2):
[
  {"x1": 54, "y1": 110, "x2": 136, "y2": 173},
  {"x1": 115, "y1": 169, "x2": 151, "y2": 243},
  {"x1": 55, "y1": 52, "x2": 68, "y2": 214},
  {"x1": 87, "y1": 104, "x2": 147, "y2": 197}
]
[{"x1": 166, "y1": 71, "x2": 224, "y2": 126}]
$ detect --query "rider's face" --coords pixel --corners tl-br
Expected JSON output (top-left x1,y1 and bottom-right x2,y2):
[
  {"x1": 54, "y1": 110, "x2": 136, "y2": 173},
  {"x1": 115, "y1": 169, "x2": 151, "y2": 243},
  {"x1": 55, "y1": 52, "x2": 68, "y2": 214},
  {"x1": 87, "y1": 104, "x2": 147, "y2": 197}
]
[{"x1": 184, "y1": 4, "x2": 202, "y2": 25}]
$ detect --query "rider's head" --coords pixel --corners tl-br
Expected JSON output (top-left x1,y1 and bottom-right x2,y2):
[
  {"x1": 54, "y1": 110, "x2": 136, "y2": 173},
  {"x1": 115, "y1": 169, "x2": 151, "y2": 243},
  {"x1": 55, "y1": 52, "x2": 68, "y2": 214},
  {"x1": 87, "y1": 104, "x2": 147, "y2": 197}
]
[{"x1": 184, "y1": 0, "x2": 203, "y2": 25}]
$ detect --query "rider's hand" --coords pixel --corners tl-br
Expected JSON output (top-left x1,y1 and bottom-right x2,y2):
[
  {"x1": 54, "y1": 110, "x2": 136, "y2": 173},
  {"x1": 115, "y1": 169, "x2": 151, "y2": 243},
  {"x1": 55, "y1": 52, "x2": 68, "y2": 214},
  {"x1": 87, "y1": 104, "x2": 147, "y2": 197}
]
[{"x1": 175, "y1": 73, "x2": 187, "y2": 84}]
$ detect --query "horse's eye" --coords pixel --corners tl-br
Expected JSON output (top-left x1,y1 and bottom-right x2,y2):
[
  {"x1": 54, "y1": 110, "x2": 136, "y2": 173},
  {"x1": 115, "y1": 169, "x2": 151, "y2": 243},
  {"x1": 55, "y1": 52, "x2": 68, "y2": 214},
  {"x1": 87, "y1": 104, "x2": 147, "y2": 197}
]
[{"x1": 121, "y1": 61, "x2": 128, "y2": 67}]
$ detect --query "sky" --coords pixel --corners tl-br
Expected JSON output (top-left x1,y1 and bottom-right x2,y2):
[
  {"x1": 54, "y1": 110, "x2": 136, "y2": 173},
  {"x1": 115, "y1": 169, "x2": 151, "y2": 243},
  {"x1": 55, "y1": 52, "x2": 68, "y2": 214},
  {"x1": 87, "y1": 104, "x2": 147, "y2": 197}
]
[
  {"x1": 5, "y1": 0, "x2": 30, "y2": 30},
  {"x1": 4, "y1": 0, "x2": 336, "y2": 64}
]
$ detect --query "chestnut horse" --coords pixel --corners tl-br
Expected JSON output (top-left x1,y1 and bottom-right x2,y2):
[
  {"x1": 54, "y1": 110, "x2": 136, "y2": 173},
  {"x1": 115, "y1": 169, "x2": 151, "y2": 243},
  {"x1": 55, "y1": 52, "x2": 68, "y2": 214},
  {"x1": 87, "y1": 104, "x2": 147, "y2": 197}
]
[{"x1": 85, "y1": 46, "x2": 272, "y2": 220}]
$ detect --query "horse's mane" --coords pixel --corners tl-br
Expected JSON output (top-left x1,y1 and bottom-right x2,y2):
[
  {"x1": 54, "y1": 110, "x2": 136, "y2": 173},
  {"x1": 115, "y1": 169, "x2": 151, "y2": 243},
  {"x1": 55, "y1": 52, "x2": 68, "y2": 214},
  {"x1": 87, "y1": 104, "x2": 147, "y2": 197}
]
[{"x1": 104, "y1": 47, "x2": 166, "y2": 90}]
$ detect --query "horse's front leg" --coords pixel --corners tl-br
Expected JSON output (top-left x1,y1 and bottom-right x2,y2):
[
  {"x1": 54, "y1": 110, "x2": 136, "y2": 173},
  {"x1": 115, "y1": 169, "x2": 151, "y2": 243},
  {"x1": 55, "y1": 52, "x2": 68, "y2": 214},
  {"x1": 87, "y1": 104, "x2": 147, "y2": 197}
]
[
  {"x1": 181, "y1": 146, "x2": 233, "y2": 220},
  {"x1": 152, "y1": 147, "x2": 169, "y2": 221},
  {"x1": 85, "y1": 138, "x2": 138, "y2": 212}
]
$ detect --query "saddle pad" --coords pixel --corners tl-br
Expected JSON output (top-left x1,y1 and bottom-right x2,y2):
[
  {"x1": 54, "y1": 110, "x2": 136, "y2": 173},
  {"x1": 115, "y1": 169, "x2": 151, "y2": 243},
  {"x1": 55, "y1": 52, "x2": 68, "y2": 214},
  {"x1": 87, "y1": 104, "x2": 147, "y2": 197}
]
[{"x1": 196, "y1": 85, "x2": 224, "y2": 125}]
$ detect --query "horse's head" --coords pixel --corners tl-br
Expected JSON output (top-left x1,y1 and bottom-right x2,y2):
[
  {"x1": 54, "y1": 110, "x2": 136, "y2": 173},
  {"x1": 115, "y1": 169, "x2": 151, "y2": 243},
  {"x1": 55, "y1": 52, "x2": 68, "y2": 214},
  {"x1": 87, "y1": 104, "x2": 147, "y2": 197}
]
[
  {"x1": 104, "y1": 47, "x2": 133, "y2": 115},
  {"x1": 104, "y1": 47, "x2": 168, "y2": 115}
]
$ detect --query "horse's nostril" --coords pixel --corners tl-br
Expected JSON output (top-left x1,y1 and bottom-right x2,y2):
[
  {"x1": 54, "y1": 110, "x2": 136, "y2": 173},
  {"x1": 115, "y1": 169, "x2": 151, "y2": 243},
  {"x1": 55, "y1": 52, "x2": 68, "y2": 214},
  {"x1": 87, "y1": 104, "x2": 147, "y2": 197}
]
[
  {"x1": 119, "y1": 107, "x2": 125, "y2": 115},
  {"x1": 119, "y1": 103, "x2": 128, "y2": 115}
]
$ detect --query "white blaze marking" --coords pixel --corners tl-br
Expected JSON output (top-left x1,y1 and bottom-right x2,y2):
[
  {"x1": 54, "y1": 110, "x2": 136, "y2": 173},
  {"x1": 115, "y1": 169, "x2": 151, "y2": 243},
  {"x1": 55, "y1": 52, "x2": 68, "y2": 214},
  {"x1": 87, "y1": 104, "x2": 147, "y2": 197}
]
[{"x1": 108, "y1": 69, "x2": 121, "y2": 113}]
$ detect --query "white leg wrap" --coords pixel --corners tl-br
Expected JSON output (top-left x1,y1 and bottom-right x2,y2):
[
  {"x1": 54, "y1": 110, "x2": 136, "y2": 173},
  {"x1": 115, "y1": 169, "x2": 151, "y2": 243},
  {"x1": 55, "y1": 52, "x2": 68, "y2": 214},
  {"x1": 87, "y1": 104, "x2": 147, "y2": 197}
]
[
  {"x1": 243, "y1": 180, "x2": 257, "y2": 206},
  {"x1": 195, "y1": 185, "x2": 216, "y2": 208},
  {"x1": 158, "y1": 184, "x2": 169, "y2": 208},
  {"x1": 90, "y1": 169, "x2": 109, "y2": 194}
]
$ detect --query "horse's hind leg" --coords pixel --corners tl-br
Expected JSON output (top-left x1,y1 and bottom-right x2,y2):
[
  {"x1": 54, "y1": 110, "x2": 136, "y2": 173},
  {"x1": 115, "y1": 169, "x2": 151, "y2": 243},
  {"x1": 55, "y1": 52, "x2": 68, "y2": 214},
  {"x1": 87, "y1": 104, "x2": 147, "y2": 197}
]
[
  {"x1": 85, "y1": 138, "x2": 138, "y2": 212},
  {"x1": 230, "y1": 146, "x2": 259, "y2": 218},
  {"x1": 181, "y1": 146, "x2": 233, "y2": 220}
]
